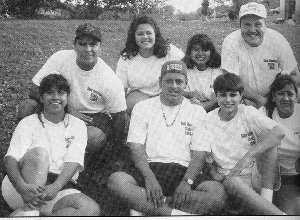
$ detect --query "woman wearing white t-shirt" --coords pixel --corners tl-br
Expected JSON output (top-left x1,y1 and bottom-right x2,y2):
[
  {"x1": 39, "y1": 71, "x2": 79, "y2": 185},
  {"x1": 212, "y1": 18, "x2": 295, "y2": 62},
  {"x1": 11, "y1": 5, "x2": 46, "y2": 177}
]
[
  {"x1": 116, "y1": 15, "x2": 184, "y2": 114},
  {"x1": 1, "y1": 74, "x2": 100, "y2": 216},
  {"x1": 261, "y1": 74, "x2": 300, "y2": 215},
  {"x1": 182, "y1": 34, "x2": 222, "y2": 112}
]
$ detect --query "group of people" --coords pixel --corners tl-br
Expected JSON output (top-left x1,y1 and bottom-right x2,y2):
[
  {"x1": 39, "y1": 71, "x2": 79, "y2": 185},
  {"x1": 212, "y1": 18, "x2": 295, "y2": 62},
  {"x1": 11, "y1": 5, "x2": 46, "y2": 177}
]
[{"x1": 1, "y1": 1, "x2": 299, "y2": 216}]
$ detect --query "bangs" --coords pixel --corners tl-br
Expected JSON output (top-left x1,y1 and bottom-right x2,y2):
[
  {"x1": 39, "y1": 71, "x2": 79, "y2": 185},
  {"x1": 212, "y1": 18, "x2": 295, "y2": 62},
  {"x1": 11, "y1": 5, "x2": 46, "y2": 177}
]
[{"x1": 39, "y1": 74, "x2": 70, "y2": 96}]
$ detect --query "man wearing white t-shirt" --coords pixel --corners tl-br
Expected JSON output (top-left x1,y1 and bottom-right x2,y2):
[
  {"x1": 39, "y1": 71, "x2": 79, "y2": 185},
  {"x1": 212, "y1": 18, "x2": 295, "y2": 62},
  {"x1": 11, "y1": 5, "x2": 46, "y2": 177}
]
[
  {"x1": 17, "y1": 23, "x2": 127, "y2": 165},
  {"x1": 221, "y1": 2, "x2": 300, "y2": 108},
  {"x1": 107, "y1": 60, "x2": 226, "y2": 216}
]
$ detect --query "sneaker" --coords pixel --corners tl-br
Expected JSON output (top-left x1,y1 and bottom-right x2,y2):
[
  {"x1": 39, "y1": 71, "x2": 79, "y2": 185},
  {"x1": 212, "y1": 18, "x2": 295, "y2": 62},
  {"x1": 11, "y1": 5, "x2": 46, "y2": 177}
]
[
  {"x1": 10, "y1": 209, "x2": 40, "y2": 217},
  {"x1": 130, "y1": 209, "x2": 143, "y2": 216}
]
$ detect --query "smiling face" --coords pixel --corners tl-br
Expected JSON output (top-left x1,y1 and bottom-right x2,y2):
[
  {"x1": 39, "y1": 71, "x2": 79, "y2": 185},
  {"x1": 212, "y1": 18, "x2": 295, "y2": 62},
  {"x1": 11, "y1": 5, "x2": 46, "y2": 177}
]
[
  {"x1": 160, "y1": 72, "x2": 187, "y2": 106},
  {"x1": 273, "y1": 84, "x2": 297, "y2": 118},
  {"x1": 240, "y1": 15, "x2": 266, "y2": 47},
  {"x1": 190, "y1": 44, "x2": 211, "y2": 70},
  {"x1": 40, "y1": 87, "x2": 68, "y2": 116},
  {"x1": 74, "y1": 36, "x2": 101, "y2": 70},
  {"x1": 135, "y1": 23, "x2": 156, "y2": 51},
  {"x1": 217, "y1": 91, "x2": 242, "y2": 120}
]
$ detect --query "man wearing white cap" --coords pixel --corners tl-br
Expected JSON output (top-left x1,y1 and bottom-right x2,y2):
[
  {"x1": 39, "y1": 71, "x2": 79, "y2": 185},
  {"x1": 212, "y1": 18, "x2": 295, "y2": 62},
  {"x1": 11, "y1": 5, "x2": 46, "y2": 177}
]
[
  {"x1": 107, "y1": 60, "x2": 226, "y2": 216},
  {"x1": 221, "y1": 2, "x2": 300, "y2": 108}
]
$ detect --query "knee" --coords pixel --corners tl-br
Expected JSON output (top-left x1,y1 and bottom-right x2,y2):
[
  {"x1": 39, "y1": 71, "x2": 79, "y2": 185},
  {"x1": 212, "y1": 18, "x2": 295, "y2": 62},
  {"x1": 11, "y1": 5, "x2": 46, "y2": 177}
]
[
  {"x1": 107, "y1": 172, "x2": 124, "y2": 191},
  {"x1": 223, "y1": 176, "x2": 241, "y2": 194},
  {"x1": 197, "y1": 181, "x2": 227, "y2": 211},
  {"x1": 17, "y1": 99, "x2": 39, "y2": 120},
  {"x1": 87, "y1": 127, "x2": 106, "y2": 152},
  {"x1": 22, "y1": 147, "x2": 49, "y2": 166},
  {"x1": 77, "y1": 196, "x2": 101, "y2": 216}
]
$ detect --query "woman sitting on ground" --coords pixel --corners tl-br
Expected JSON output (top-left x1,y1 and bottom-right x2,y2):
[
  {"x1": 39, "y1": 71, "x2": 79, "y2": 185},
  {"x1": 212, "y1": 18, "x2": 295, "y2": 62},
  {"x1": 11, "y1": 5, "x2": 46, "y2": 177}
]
[
  {"x1": 182, "y1": 34, "x2": 222, "y2": 112},
  {"x1": 116, "y1": 15, "x2": 184, "y2": 115},
  {"x1": 260, "y1": 74, "x2": 300, "y2": 215},
  {"x1": 1, "y1": 73, "x2": 100, "y2": 216}
]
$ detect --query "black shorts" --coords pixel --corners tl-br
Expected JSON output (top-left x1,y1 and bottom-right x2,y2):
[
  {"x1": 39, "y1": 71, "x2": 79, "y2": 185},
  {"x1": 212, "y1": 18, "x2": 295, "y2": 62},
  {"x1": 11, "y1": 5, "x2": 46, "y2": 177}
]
[
  {"x1": 46, "y1": 173, "x2": 80, "y2": 191},
  {"x1": 280, "y1": 174, "x2": 300, "y2": 186},
  {"x1": 124, "y1": 162, "x2": 209, "y2": 197},
  {"x1": 83, "y1": 112, "x2": 113, "y2": 139}
]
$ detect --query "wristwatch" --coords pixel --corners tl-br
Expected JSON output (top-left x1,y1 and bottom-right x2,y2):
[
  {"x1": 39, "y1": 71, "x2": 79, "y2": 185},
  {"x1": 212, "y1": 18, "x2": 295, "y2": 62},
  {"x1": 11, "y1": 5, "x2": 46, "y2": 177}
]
[{"x1": 184, "y1": 178, "x2": 194, "y2": 185}]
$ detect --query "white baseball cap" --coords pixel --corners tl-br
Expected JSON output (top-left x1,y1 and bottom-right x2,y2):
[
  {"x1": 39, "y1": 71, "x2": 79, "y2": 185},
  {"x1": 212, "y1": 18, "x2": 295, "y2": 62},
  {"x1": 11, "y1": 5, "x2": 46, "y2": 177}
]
[{"x1": 239, "y1": 2, "x2": 267, "y2": 19}]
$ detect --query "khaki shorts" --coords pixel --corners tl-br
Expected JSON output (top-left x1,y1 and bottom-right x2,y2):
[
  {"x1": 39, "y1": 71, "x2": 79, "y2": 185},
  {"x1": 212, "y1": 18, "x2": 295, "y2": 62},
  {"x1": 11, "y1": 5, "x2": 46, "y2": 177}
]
[{"x1": 1, "y1": 175, "x2": 81, "y2": 216}]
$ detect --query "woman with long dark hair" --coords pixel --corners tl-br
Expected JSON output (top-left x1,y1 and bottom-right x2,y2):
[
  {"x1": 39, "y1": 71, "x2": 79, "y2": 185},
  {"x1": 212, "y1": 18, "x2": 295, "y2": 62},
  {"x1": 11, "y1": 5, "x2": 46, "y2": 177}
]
[{"x1": 116, "y1": 15, "x2": 184, "y2": 115}]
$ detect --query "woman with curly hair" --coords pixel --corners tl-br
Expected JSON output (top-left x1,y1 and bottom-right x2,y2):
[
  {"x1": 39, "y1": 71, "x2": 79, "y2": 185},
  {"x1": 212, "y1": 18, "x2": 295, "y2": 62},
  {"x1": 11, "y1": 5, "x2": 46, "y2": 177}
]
[
  {"x1": 182, "y1": 34, "x2": 222, "y2": 112},
  {"x1": 260, "y1": 74, "x2": 300, "y2": 215},
  {"x1": 116, "y1": 15, "x2": 184, "y2": 115}
]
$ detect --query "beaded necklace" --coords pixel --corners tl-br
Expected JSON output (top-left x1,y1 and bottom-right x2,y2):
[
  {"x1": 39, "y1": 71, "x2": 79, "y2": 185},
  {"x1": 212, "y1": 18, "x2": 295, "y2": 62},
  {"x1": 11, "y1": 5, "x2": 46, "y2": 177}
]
[{"x1": 160, "y1": 101, "x2": 182, "y2": 127}]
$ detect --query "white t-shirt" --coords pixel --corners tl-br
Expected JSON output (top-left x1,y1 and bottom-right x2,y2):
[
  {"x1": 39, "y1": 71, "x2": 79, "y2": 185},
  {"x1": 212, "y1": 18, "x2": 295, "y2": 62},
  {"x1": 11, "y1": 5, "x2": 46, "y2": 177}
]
[
  {"x1": 203, "y1": 105, "x2": 278, "y2": 176},
  {"x1": 221, "y1": 28, "x2": 297, "y2": 97},
  {"x1": 260, "y1": 104, "x2": 300, "y2": 175},
  {"x1": 186, "y1": 67, "x2": 222, "y2": 99},
  {"x1": 32, "y1": 50, "x2": 126, "y2": 114},
  {"x1": 5, "y1": 114, "x2": 87, "y2": 181},
  {"x1": 127, "y1": 96, "x2": 209, "y2": 167},
  {"x1": 116, "y1": 44, "x2": 184, "y2": 96}
]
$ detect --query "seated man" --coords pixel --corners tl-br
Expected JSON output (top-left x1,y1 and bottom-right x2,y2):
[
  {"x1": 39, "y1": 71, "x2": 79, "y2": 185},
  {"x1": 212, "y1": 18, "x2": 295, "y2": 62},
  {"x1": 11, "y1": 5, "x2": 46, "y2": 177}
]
[
  {"x1": 205, "y1": 72, "x2": 285, "y2": 215},
  {"x1": 17, "y1": 23, "x2": 127, "y2": 165},
  {"x1": 221, "y1": 2, "x2": 300, "y2": 108},
  {"x1": 107, "y1": 60, "x2": 226, "y2": 216}
]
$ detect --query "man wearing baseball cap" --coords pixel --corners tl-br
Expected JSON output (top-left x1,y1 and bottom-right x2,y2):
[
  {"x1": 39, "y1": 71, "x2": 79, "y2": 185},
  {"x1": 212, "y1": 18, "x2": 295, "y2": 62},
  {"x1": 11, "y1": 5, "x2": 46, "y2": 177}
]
[
  {"x1": 107, "y1": 60, "x2": 226, "y2": 216},
  {"x1": 221, "y1": 2, "x2": 300, "y2": 108},
  {"x1": 17, "y1": 23, "x2": 127, "y2": 166}
]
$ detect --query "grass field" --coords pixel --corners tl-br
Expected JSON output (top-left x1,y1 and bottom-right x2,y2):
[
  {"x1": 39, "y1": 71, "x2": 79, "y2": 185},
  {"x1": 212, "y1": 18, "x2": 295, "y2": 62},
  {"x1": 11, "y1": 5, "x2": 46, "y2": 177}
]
[{"x1": 0, "y1": 16, "x2": 299, "y2": 216}]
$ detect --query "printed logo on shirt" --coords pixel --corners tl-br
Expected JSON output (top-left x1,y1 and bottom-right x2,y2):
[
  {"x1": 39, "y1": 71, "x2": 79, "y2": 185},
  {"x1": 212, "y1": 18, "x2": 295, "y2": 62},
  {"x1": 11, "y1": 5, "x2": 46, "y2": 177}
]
[
  {"x1": 87, "y1": 87, "x2": 102, "y2": 102},
  {"x1": 263, "y1": 59, "x2": 278, "y2": 70},
  {"x1": 181, "y1": 121, "x2": 192, "y2": 136},
  {"x1": 65, "y1": 136, "x2": 75, "y2": 148},
  {"x1": 241, "y1": 132, "x2": 256, "y2": 145},
  {"x1": 294, "y1": 131, "x2": 300, "y2": 139}
]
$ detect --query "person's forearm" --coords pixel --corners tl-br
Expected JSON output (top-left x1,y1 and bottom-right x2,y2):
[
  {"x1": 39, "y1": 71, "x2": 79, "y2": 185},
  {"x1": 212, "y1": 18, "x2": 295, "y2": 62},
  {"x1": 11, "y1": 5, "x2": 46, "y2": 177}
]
[
  {"x1": 182, "y1": 151, "x2": 206, "y2": 181},
  {"x1": 28, "y1": 84, "x2": 40, "y2": 102},
  {"x1": 243, "y1": 84, "x2": 266, "y2": 108},
  {"x1": 183, "y1": 91, "x2": 193, "y2": 99},
  {"x1": 200, "y1": 100, "x2": 218, "y2": 112},
  {"x1": 53, "y1": 162, "x2": 78, "y2": 189},
  {"x1": 245, "y1": 126, "x2": 284, "y2": 159},
  {"x1": 130, "y1": 143, "x2": 154, "y2": 178},
  {"x1": 4, "y1": 156, "x2": 27, "y2": 193},
  {"x1": 111, "y1": 111, "x2": 126, "y2": 145}
]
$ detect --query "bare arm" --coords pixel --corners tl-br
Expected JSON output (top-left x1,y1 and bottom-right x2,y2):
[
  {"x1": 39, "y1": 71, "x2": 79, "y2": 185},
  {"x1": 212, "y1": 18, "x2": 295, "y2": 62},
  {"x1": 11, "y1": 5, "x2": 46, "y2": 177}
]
[
  {"x1": 228, "y1": 125, "x2": 284, "y2": 178},
  {"x1": 4, "y1": 156, "x2": 45, "y2": 207},
  {"x1": 28, "y1": 83, "x2": 40, "y2": 102},
  {"x1": 129, "y1": 142, "x2": 164, "y2": 208},
  {"x1": 41, "y1": 162, "x2": 78, "y2": 201},
  {"x1": 173, "y1": 150, "x2": 207, "y2": 209},
  {"x1": 243, "y1": 84, "x2": 267, "y2": 109},
  {"x1": 111, "y1": 111, "x2": 126, "y2": 146}
]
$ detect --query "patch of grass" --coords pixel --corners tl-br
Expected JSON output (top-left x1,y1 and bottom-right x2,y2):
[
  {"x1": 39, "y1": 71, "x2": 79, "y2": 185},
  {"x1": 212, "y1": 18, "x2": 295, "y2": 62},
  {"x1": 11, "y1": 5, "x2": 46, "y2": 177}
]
[{"x1": 0, "y1": 16, "x2": 299, "y2": 216}]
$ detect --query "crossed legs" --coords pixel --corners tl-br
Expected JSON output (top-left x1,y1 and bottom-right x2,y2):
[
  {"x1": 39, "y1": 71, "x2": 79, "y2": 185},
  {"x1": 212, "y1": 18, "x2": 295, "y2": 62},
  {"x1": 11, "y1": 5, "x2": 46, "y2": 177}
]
[
  {"x1": 107, "y1": 171, "x2": 226, "y2": 216},
  {"x1": 4, "y1": 147, "x2": 100, "y2": 216}
]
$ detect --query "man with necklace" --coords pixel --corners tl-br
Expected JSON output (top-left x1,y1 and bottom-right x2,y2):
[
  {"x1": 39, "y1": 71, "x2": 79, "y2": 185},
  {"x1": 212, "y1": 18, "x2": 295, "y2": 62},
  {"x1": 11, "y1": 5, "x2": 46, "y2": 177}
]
[{"x1": 107, "y1": 60, "x2": 226, "y2": 216}]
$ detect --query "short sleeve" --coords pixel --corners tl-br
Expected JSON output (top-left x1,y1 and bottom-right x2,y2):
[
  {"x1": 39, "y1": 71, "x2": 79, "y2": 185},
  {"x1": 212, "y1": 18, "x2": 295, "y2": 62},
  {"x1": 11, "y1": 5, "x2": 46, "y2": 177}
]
[
  {"x1": 5, "y1": 118, "x2": 35, "y2": 161},
  {"x1": 221, "y1": 33, "x2": 240, "y2": 75},
  {"x1": 32, "y1": 51, "x2": 63, "y2": 86},
  {"x1": 64, "y1": 118, "x2": 88, "y2": 172},
  {"x1": 277, "y1": 36, "x2": 298, "y2": 74},
  {"x1": 127, "y1": 102, "x2": 148, "y2": 145},
  {"x1": 103, "y1": 75, "x2": 127, "y2": 113},
  {"x1": 190, "y1": 108, "x2": 211, "y2": 152},
  {"x1": 246, "y1": 106, "x2": 278, "y2": 134},
  {"x1": 116, "y1": 57, "x2": 129, "y2": 89},
  {"x1": 167, "y1": 44, "x2": 185, "y2": 60}
]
